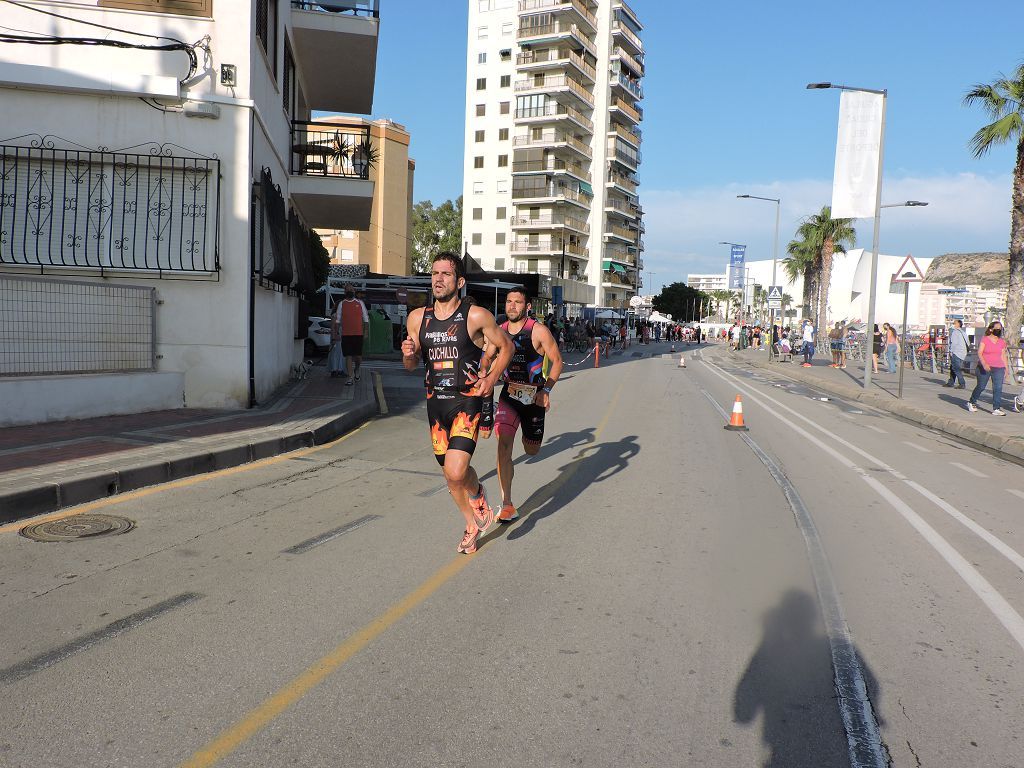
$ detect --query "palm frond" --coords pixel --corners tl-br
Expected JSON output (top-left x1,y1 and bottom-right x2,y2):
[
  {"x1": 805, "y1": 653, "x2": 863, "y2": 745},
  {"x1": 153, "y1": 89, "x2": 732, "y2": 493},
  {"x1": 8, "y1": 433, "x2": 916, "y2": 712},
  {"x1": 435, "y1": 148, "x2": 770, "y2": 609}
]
[
  {"x1": 963, "y1": 83, "x2": 1007, "y2": 119},
  {"x1": 968, "y1": 112, "x2": 1024, "y2": 158}
]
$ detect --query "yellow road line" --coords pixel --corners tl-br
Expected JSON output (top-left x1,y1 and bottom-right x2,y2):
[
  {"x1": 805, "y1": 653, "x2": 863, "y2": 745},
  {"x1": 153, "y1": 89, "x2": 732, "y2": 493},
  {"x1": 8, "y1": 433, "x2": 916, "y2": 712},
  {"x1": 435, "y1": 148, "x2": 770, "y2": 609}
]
[
  {"x1": 0, "y1": 421, "x2": 374, "y2": 536},
  {"x1": 179, "y1": 378, "x2": 627, "y2": 767}
]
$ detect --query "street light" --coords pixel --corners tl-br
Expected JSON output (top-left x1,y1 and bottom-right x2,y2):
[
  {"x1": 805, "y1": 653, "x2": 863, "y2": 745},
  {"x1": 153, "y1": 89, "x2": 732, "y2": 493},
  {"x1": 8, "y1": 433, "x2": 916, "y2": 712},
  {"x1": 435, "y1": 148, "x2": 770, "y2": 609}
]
[
  {"x1": 807, "y1": 80, "x2": 887, "y2": 390},
  {"x1": 737, "y1": 194, "x2": 781, "y2": 327},
  {"x1": 882, "y1": 201, "x2": 928, "y2": 208}
]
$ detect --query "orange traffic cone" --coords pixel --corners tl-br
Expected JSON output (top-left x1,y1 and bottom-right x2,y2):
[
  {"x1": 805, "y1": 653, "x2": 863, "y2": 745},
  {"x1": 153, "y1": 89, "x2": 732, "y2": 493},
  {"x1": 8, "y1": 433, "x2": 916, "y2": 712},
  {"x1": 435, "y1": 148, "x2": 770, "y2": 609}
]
[
  {"x1": 724, "y1": 395, "x2": 749, "y2": 431},
  {"x1": 678, "y1": 353, "x2": 686, "y2": 368}
]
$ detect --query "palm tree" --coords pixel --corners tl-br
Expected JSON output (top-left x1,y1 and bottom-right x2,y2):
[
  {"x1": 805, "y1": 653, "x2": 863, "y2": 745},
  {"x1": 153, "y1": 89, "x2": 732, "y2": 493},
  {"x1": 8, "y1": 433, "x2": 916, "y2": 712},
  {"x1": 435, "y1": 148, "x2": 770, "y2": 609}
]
[
  {"x1": 784, "y1": 236, "x2": 817, "y2": 322},
  {"x1": 709, "y1": 289, "x2": 732, "y2": 320},
  {"x1": 797, "y1": 206, "x2": 856, "y2": 334},
  {"x1": 964, "y1": 63, "x2": 1024, "y2": 353}
]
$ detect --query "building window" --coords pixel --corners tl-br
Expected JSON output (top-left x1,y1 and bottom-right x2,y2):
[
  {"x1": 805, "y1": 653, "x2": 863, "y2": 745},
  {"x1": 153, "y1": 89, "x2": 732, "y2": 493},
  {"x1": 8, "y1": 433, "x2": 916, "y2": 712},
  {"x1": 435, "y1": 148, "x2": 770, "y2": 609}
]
[
  {"x1": 499, "y1": 101, "x2": 510, "y2": 115},
  {"x1": 495, "y1": 257, "x2": 506, "y2": 270},
  {"x1": 475, "y1": 130, "x2": 485, "y2": 142},
  {"x1": 473, "y1": 207, "x2": 483, "y2": 220},
  {"x1": 282, "y1": 36, "x2": 295, "y2": 115},
  {"x1": 478, "y1": 26, "x2": 488, "y2": 39},
  {"x1": 340, "y1": 249, "x2": 354, "y2": 261},
  {"x1": 476, "y1": 77, "x2": 487, "y2": 91},
  {"x1": 496, "y1": 233, "x2": 506, "y2": 245},
  {"x1": 497, "y1": 179, "x2": 509, "y2": 193},
  {"x1": 100, "y1": 0, "x2": 213, "y2": 18},
  {"x1": 478, "y1": 0, "x2": 491, "y2": 11},
  {"x1": 496, "y1": 207, "x2": 506, "y2": 219},
  {"x1": 500, "y1": 74, "x2": 511, "y2": 88},
  {"x1": 498, "y1": 128, "x2": 509, "y2": 141},
  {"x1": 497, "y1": 154, "x2": 508, "y2": 167},
  {"x1": 254, "y1": 0, "x2": 278, "y2": 76},
  {"x1": 471, "y1": 233, "x2": 482, "y2": 245},
  {"x1": 478, "y1": 52, "x2": 487, "y2": 64},
  {"x1": 499, "y1": 48, "x2": 511, "y2": 60},
  {"x1": 476, "y1": 104, "x2": 486, "y2": 117},
  {"x1": 474, "y1": 156, "x2": 484, "y2": 169},
  {"x1": 473, "y1": 182, "x2": 485, "y2": 194},
  {"x1": 501, "y1": 22, "x2": 514, "y2": 36}
]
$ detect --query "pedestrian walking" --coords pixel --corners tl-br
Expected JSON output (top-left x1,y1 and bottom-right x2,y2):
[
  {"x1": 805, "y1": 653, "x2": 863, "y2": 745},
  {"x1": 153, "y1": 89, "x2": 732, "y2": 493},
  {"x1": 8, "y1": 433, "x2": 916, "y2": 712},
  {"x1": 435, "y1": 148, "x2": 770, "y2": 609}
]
[
  {"x1": 401, "y1": 253, "x2": 514, "y2": 554},
  {"x1": 966, "y1": 321, "x2": 1017, "y2": 415},
  {"x1": 944, "y1": 319, "x2": 968, "y2": 389},
  {"x1": 336, "y1": 284, "x2": 368, "y2": 386},
  {"x1": 871, "y1": 323, "x2": 883, "y2": 375},
  {"x1": 327, "y1": 301, "x2": 345, "y2": 378},
  {"x1": 883, "y1": 322, "x2": 899, "y2": 374},
  {"x1": 801, "y1": 320, "x2": 816, "y2": 367},
  {"x1": 829, "y1": 322, "x2": 843, "y2": 367}
]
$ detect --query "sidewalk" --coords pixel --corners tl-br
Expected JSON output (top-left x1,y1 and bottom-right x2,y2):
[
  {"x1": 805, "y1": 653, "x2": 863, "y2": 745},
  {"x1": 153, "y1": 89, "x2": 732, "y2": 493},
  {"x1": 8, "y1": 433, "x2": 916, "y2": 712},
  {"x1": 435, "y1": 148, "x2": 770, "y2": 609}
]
[
  {"x1": 711, "y1": 345, "x2": 1024, "y2": 463},
  {"x1": 0, "y1": 363, "x2": 395, "y2": 526}
]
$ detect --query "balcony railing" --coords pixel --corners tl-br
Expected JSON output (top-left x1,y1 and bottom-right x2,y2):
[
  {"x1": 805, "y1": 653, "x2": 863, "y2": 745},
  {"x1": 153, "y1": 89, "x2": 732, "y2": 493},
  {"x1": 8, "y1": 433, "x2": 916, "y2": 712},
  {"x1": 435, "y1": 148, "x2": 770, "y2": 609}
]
[
  {"x1": 605, "y1": 196, "x2": 638, "y2": 214},
  {"x1": 512, "y1": 184, "x2": 592, "y2": 203},
  {"x1": 291, "y1": 0, "x2": 379, "y2": 16},
  {"x1": 516, "y1": 48, "x2": 597, "y2": 80},
  {"x1": 515, "y1": 104, "x2": 594, "y2": 132},
  {"x1": 612, "y1": 146, "x2": 641, "y2": 168},
  {"x1": 614, "y1": 73, "x2": 644, "y2": 100},
  {"x1": 515, "y1": 74, "x2": 595, "y2": 106},
  {"x1": 513, "y1": 131, "x2": 592, "y2": 157},
  {"x1": 606, "y1": 171, "x2": 638, "y2": 193},
  {"x1": 518, "y1": 0, "x2": 597, "y2": 28},
  {"x1": 611, "y1": 18, "x2": 643, "y2": 52},
  {"x1": 605, "y1": 223, "x2": 638, "y2": 240},
  {"x1": 612, "y1": 46, "x2": 644, "y2": 76},
  {"x1": 512, "y1": 159, "x2": 590, "y2": 180},
  {"x1": 608, "y1": 122, "x2": 641, "y2": 147},
  {"x1": 603, "y1": 270, "x2": 635, "y2": 286},
  {"x1": 609, "y1": 97, "x2": 642, "y2": 123},
  {"x1": 512, "y1": 240, "x2": 587, "y2": 257},
  {"x1": 510, "y1": 215, "x2": 589, "y2": 232},
  {"x1": 290, "y1": 120, "x2": 373, "y2": 178},
  {"x1": 516, "y1": 21, "x2": 595, "y2": 53}
]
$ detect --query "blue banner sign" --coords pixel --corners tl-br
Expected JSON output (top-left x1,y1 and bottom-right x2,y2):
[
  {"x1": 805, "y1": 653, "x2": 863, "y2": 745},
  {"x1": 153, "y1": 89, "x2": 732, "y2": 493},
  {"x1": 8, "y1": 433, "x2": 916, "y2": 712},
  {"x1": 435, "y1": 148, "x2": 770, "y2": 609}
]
[{"x1": 729, "y1": 245, "x2": 746, "y2": 266}]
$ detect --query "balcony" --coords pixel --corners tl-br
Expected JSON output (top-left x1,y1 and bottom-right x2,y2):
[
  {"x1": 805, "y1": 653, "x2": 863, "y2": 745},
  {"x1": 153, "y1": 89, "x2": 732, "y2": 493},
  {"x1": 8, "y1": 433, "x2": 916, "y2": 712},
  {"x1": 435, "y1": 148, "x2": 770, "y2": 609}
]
[
  {"x1": 604, "y1": 222, "x2": 638, "y2": 243},
  {"x1": 512, "y1": 159, "x2": 591, "y2": 183},
  {"x1": 515, "y1": 103, "x2": 594, "y2": 132},
  {"x1": 610, "y1": 145, "x2": 641, "y2": 170},
  {"x1": 512, "y1": 182, "x2": 594, "y2": 207},
  {"x1": 606, "y1": 170, "x2": 638, "y2": 194},
  {"x1": 518, "y1": 0, "x2": 598, "y2": 30},
  {"x1": 611, "y1": 73, "x2": 643, "y2": 100},
  {"x1": 516, "y1": 48, "x2": 597, "y2": 82},
  {"x1": 611, "y1": 18, "x2": 643, "y2": 54},
  {"x1": 611, "y1": 46, "x2": 645, "y2": 77},
  {"x1": 290, "y1": 1, "x2": 380, "y2": 113},
  {"x1": 510, "y1": 215, "x2": 590, "y2": 233},
  {"x1": 511, "y1": 240, "x2": 588, "y2": 258},
  {"x1": 513, "y1": 130, "x2": 592, "y2": 158},
  {"x1": 515, "y1": 74, "x2": 595, "y2": 107},
  {"x1": 289, "y1": 120, "x2": 375, "y2": 229},
  {"x1": 609, "y1": 96, "x2": 642, "y2": 125},
  {"x1": 516, "y1": 21, "x2": 595, "y2": 56},
  {"x1": 604, "y1": 196, "x2": 639, "y2": 216},
  {"x1": 608, "y1": 122, "x2": 642, "y2": 147}
]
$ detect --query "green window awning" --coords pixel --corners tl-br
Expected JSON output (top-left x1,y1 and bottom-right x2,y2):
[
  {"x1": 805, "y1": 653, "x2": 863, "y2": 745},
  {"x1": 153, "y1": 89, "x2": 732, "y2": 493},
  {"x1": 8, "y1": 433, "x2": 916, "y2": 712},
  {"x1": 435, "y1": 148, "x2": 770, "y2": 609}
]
[
  {"x1": 602, "y1": 260, "x2": 627, "y2": 274},
  {"x1": 578, "y1": 181, "x2": 594, "y2": 196}
]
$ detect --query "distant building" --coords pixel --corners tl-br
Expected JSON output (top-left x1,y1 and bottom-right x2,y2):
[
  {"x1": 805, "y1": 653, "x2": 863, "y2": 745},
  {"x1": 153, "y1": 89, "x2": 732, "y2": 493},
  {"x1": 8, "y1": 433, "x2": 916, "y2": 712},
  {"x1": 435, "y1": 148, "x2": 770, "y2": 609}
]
[
  {"x1": 919, "y1": 283, "x2": 1008, "y2": 328},
  {"x1": 686, "y1": 274, "x2": 728, "y2": 292},
  {"x1": 318, "y1": 118, "x2": 415, "y2": 276}
]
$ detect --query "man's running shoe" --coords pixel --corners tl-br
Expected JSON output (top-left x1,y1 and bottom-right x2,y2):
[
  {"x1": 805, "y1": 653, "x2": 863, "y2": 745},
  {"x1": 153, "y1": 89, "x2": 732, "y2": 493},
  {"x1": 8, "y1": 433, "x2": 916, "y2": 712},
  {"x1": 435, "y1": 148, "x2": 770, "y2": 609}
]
[
  {"x1": 498, "y1": 503, "x2": 519, "y2": 523},
  {"x1": 468, "y1": 484, "x2": 495, "y2": 531},
  {"x1": 457, "y1": 527, "x2": 480, "y2": 554}
]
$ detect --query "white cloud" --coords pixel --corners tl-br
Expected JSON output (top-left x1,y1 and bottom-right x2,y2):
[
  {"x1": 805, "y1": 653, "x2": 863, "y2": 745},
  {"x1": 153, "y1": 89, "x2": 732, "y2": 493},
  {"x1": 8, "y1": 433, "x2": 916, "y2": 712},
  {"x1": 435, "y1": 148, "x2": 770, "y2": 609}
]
[{"x1": 641, "y1": 173, "x2": 1013, "y2": 289}]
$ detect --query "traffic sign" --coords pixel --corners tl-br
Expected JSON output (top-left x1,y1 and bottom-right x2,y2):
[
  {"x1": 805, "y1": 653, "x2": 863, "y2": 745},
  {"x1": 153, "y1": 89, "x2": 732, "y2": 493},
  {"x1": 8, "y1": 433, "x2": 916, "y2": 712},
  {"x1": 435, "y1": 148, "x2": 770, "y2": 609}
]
[
  {"x1": 891, "y1": 253, "x2": 925, "y2": 283},
  {"x1": 767, "y1": 285, "x2": 783, "y2": 300}
]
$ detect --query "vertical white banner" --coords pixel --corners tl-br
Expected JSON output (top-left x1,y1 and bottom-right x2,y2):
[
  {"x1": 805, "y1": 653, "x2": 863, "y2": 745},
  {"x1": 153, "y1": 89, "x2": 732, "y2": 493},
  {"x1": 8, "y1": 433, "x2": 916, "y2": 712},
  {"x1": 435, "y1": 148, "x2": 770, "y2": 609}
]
[{"x1": 831, "y1": 90, "x2": 884, "y2": 219}]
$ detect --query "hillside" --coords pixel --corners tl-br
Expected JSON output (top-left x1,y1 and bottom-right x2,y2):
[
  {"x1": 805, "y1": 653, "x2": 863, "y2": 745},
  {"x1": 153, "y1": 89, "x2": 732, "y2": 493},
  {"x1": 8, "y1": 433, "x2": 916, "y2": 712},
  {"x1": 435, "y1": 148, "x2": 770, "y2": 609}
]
[{"x1": 924, "y1": 253, "x2": 1008, "y2": 289}]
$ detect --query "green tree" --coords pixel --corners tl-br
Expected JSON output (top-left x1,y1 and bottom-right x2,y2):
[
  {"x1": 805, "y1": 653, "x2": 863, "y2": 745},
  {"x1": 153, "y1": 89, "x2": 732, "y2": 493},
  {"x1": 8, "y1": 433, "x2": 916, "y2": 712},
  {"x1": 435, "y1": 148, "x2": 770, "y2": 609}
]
[
  {"x1": 964, "y1": 63, "x2": 1024, "y2": 350},
  {"x1": 784, "y1": 236, "x2": 817, "y2": 322},
  {"x1": 795, "y1": 206, "x2": 856, "y2": 332},
  {"x1": 709, "y1": 289, "x2": 733, "y2": 320},
  {"x1": 653, "y1": 282, "x2": 709, "y2": 321},
  {"x1": 411, "y1": 196, "x2": 463, "y2": 273}
]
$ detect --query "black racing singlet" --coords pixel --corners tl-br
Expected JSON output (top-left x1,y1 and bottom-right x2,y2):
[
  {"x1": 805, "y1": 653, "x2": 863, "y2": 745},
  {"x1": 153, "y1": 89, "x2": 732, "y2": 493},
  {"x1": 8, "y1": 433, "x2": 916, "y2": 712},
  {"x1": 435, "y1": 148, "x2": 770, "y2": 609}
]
[
  {"x1": 419, "y1": 298, "x2": 483, "y2": 401},
  {"x1": 500, "y1": 318, "x2": 545, "y2": 391}
]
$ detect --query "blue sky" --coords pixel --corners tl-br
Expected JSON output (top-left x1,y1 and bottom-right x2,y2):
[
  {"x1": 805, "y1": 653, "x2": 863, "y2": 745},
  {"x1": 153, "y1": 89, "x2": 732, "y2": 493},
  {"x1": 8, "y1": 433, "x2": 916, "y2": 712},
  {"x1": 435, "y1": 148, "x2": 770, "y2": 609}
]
[{"x1": 367, "y1": 0, "x2": 1024, "y2": 291}]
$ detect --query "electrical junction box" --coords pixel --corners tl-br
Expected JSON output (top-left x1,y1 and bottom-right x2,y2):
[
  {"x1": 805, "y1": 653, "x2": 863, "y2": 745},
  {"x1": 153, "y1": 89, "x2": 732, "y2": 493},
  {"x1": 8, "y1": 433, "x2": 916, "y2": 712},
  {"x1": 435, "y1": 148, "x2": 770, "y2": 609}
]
[{"x1": 183, "y1": 101, "x2": 221, "y2": 119}]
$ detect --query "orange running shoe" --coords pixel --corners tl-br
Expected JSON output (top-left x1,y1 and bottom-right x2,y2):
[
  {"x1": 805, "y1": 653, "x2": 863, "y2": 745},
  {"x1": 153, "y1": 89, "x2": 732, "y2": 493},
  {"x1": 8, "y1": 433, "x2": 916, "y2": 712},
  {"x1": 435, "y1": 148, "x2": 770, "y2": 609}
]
[
  {"x1": 468, "y1": 484, "x2": 494, "y2": 531},
  {"x1": 457, "y1": 526, "x2": 480, "y2": 554},
  {"x1": 498, "y1": 503, "x2": 519, "y2": 523}
]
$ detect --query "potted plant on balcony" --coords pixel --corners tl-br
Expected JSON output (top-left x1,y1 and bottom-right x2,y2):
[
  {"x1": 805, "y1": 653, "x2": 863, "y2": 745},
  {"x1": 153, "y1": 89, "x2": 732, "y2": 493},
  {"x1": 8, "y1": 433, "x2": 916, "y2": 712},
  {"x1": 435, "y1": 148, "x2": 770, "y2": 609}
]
[{"x1": 351, "y1": 138, "x2": 380, "y2": 179}]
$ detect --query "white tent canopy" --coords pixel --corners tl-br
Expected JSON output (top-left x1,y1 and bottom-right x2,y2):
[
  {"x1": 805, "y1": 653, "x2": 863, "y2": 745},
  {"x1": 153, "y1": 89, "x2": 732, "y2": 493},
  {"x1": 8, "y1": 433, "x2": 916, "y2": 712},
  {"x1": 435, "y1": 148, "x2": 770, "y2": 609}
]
[
  {"x1": 594, "y1": 309, "x2": 623, "y2": 319},
  {"x1": 647, "y1": 312, "x2": 673, "y2": 324}
]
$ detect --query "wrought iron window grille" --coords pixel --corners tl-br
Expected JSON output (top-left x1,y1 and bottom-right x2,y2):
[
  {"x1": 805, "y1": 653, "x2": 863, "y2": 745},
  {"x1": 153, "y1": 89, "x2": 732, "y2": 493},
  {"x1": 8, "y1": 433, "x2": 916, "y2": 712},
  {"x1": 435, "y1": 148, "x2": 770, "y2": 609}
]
[{"x1": 0, "y1": 134, "x2": 221, "y2": 279}]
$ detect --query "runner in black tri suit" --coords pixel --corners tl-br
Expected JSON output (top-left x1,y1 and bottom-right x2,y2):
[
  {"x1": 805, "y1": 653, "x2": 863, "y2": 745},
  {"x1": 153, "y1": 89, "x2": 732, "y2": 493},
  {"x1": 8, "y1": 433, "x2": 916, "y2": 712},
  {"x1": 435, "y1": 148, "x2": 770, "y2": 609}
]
[
  {"x1": 402, "y1": 253, "x2": 513, "y2": 554},
  {"x1": 490, "y1": 287, "x2": 563, "y2": 523}
]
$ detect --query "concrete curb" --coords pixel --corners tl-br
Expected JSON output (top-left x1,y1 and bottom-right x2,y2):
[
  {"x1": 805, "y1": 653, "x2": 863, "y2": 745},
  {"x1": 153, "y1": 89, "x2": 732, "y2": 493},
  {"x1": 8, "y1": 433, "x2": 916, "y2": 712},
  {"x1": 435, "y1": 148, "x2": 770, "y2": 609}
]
[
  {"x1": 0, "y1": 398, "x2": 380, "y2": 528},
  {"x1": 712, "y1": 348, "x2": 1024, "y2": 465}
]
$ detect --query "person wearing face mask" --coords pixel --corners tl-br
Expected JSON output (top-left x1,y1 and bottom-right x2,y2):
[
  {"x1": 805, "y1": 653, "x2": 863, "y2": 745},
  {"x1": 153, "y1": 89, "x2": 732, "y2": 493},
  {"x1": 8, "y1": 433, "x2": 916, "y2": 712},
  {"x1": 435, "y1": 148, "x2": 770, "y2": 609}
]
[{"x1": 967, "y1": 321, "x2": 1018, "y2": 415}]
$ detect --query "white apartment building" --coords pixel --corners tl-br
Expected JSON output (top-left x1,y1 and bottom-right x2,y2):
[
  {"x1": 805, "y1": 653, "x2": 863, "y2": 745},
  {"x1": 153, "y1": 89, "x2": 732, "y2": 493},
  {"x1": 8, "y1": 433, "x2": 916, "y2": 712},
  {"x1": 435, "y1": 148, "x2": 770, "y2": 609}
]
[
  {"x1": 0, "y1": 0, "x2": 379, "y2": 425},
  {"x1": 686, "y1": 274, "x2": 728, "y2": 292},
  {"x1": 919, "y1": 284, "x2": 1009, "y2": 328},
  {"x1": 462, "y1": 0, "x2": 645, "y2": 309}
]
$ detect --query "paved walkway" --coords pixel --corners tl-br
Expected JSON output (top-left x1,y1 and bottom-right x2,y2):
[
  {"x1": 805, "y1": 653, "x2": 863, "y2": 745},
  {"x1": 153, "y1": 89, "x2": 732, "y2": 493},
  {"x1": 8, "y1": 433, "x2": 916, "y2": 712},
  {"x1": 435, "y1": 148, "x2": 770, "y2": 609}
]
[
  {"x1": 0, "y1": 361, "x2": 399, "y2": 525},
  {"x1": 709, "y1": 344, "x2": 1024, "y2": 462}
]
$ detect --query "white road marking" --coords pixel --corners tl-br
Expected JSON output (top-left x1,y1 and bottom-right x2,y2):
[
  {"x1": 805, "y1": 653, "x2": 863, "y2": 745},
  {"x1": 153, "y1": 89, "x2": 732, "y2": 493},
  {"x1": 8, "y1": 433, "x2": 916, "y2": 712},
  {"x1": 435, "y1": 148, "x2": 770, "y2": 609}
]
[
  {"x1": 950, "y1": 462, "x2": 988, "y2": 478},
  {"x1": 1008, "y1": 489, "x2": 1024, "y2": 501},
  {"x1": 864, "y1": 424, "x2": 887, "y2": 434},
  {"x1": 703, "y1": 361, "x2": 1024, "y2": 655},
  {"x1": 903, "y1": 441, "x2": 932, "y2": 453}
]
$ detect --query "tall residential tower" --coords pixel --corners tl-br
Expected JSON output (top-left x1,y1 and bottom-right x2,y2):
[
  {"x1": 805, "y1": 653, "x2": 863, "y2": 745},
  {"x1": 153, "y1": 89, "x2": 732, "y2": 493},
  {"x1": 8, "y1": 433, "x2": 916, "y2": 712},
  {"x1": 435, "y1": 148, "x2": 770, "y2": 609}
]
[{"x1": 463, "y1": 0, "x2": 645, "y2": 309}]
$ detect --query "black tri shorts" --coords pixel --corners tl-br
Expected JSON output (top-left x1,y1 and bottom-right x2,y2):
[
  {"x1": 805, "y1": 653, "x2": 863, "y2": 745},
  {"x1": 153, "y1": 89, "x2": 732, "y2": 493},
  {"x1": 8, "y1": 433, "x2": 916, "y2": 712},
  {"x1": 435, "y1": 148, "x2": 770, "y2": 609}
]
[{"x1": 426, "y1": 393, "x2": 483, "y2": 465}]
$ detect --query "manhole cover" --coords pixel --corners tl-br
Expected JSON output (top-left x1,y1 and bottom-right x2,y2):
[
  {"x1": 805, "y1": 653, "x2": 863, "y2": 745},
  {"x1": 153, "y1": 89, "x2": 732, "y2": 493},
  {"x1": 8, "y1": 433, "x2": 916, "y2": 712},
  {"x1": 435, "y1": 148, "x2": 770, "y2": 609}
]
[{"x1": 20, "y1": 514, "x2": 135, "y2": 542}]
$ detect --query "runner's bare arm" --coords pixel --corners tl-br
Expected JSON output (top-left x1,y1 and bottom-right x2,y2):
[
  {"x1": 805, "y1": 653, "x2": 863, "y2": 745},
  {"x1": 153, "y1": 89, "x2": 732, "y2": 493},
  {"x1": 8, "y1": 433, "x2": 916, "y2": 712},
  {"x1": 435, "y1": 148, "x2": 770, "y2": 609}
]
[
  {"x1": 469, "y1": 306, "x2": 513, "y2": 398},
  {"x1": 532, "y1": 323, "x2": 563, "y2": 408},
  {"x1": 402, "y1": 308, "x2": 424, "y2": 372}
]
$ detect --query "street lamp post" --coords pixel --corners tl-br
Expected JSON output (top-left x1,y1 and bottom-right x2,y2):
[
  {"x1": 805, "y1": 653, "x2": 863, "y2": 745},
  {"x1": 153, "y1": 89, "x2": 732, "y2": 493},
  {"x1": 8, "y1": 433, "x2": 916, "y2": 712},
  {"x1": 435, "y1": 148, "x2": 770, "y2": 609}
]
[
  {"x1": 737, "y1": 195, "x2": 781, "y2": 328},
  {"x1": 807, "y1": 81, "x2": 886, "y2": 391}
]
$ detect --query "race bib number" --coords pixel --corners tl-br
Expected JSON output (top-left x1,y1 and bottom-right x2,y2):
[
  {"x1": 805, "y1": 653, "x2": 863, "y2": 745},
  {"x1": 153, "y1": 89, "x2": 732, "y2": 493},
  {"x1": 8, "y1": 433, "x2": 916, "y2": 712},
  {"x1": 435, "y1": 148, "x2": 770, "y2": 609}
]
[{"x1": 506, "y1": 382, "x2": 538, "y2": 405}]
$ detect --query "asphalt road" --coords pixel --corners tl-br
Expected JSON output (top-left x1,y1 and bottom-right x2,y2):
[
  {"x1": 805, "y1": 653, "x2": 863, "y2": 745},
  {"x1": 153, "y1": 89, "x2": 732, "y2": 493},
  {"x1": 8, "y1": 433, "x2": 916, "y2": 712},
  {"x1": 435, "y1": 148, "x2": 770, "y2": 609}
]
[{"x1": 1, "y1": 344, "x2": 1023, "y2": 768}]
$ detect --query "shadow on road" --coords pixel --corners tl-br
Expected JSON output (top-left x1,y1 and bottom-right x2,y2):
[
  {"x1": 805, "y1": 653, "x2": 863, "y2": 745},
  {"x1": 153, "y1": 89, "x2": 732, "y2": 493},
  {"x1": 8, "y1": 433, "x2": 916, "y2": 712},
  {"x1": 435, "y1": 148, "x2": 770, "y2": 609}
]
[
  {"x1": 734, "y1": 589, "x2": 884, "y2": 768},
  {"x1": 524, "y1": 426, "x2": 596, "y2": 464},
  {"x1": 484, "y1": 435, "x2": 640, "y2": 543}
]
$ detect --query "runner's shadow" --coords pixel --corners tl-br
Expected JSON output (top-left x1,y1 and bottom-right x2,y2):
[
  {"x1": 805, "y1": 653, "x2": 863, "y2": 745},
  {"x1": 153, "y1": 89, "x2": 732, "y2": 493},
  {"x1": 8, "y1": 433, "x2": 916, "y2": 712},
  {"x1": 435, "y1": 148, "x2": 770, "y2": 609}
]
[
  {"x1": 489, "y1": 436, "x2": 640, "y2": 543},
  {"x1": 524, "y1": 426, "x2": 596, "y2": 464},
  {"x1": 734, "y1": 589, "x2": 884, "y2": 768}
]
